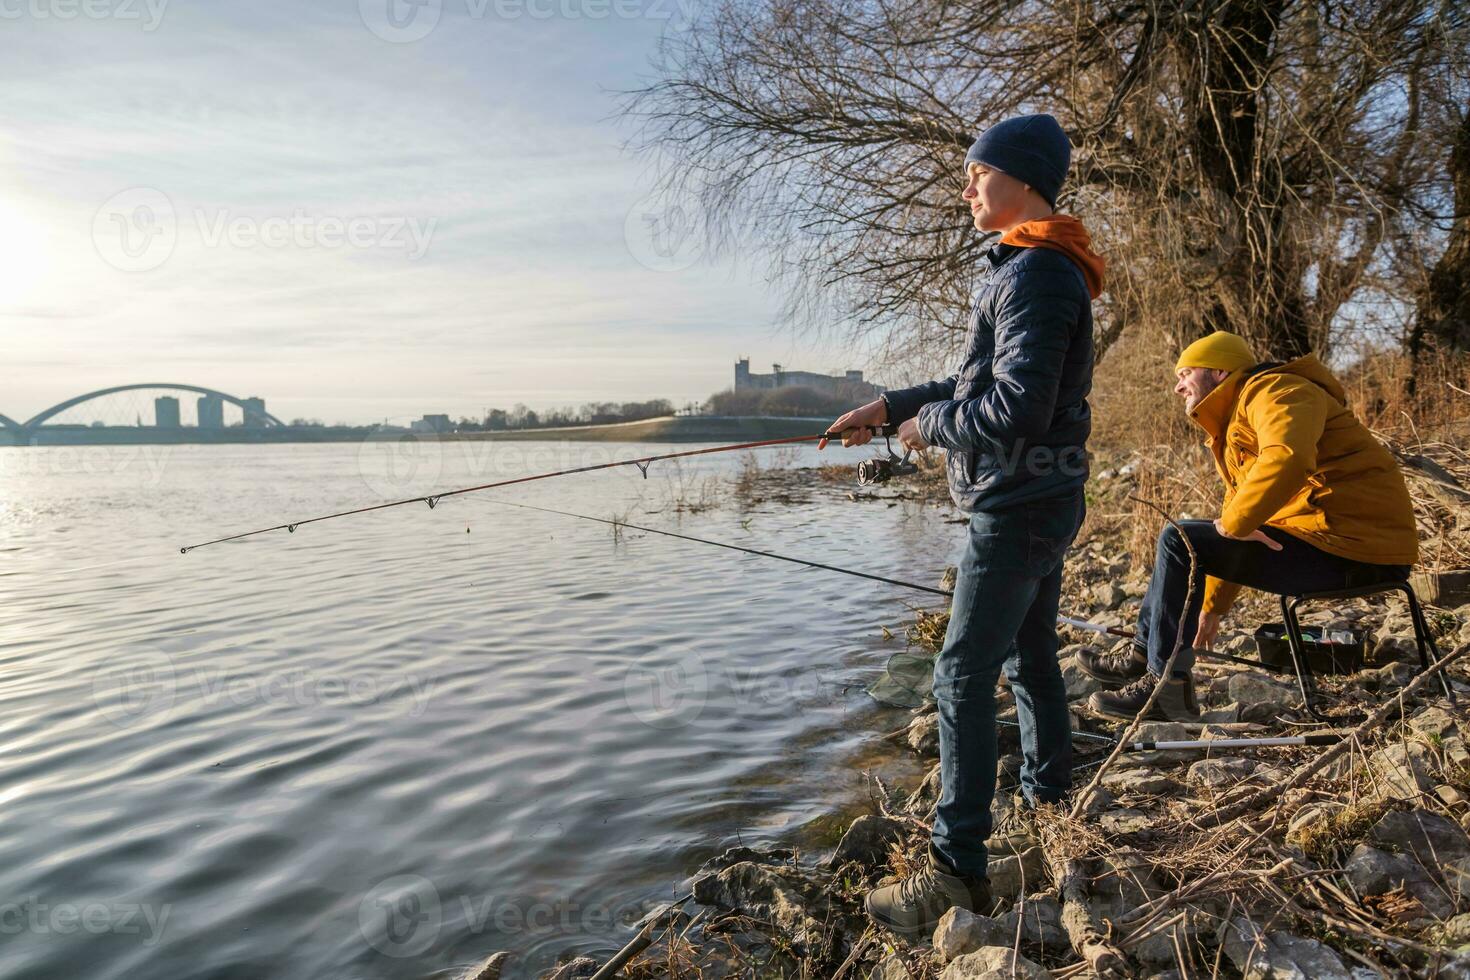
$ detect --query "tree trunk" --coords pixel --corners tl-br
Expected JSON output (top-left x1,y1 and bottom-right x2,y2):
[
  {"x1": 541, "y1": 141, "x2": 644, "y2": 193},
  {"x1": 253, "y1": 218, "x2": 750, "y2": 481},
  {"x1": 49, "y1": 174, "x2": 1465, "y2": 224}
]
[{"x1": 1412, "y1": 108, "x2": 1470, "y2": 356}]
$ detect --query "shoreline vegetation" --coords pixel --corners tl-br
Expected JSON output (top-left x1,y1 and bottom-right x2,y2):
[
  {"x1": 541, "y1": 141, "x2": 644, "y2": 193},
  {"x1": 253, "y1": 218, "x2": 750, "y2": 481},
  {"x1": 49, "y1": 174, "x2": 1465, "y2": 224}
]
[{"x1": 458, "y1": 408, "x2": 1470, "y2": 980}]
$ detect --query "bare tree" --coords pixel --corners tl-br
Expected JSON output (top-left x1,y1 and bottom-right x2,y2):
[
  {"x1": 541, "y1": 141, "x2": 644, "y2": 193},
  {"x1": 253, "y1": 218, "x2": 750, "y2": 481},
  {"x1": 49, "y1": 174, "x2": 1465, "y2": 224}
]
[
  {"x1": 1411, "y1": 106, "x2": 1470, "y2": 356},
  {"x1": 619, "y1": 0, "x2": 1469, "y2": 374}
]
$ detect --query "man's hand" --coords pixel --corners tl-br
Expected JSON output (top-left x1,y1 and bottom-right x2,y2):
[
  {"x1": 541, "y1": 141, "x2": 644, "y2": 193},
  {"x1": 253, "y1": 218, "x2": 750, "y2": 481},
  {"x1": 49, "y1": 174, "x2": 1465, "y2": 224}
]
[
  {"x1": 1213, "y1": 519, "x2": 1283, "y2": 551},
  {"x1": 819, "y1": 398, "x2": 887, "y2": 449},
  {"x1": 897, "y1": 417, "x2": 930, "y2": 452},
  {"x1": 1193, "y1": 612, "x2": 1222, "y2": 650}
]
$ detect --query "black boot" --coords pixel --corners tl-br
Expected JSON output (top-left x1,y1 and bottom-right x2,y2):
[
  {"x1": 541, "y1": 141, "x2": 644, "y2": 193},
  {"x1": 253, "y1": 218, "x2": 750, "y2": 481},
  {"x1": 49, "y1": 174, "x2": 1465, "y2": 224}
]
[{"x1": 1075, "y1": 643, "x2": 1148, "y2": 687}]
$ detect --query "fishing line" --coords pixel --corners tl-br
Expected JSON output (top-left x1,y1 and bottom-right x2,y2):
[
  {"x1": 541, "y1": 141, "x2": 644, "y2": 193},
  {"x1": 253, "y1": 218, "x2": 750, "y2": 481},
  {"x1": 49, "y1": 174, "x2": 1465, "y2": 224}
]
[
  {"x1": 483, "y1": 498, "x2": 952, "y2": 598},
  {"x1": 177, "y1": 427, "x2": 889, "y2": 553},
  {"x1": 481, "y1": 499, "x2": 1132, "y2": 643}
]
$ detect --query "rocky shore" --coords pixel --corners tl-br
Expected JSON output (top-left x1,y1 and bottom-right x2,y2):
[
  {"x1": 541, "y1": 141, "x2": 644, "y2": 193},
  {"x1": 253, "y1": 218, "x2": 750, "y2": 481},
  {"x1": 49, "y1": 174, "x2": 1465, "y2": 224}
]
[{"x1": 460, "y1": 447, "x2": 1470, "y2": 980}]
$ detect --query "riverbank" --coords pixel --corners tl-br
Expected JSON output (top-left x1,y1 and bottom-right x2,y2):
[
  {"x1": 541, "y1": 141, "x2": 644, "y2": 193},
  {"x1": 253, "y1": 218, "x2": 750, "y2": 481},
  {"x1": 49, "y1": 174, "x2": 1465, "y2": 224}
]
[
  {"x1": 4, "y1": 416, "x2": 838, "y2": 448},
  {"x1": 466, "y1": 445, "x2": 1470, "y2": 980}
]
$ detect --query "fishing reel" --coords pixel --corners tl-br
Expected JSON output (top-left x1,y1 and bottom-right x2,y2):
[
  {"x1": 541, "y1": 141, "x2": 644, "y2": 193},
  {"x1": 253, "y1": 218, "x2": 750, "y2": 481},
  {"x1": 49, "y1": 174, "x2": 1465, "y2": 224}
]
[{"x1": 857, "y1": 430, "x2": 918, "y2": 487}]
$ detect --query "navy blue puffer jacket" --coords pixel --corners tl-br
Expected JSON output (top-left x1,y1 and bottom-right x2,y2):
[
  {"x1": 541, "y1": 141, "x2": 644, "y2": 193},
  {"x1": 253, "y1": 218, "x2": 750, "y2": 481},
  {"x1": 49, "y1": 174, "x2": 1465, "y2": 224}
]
[{"x1": 881, "y1": 243, "x2": 1094, "y2": 513}]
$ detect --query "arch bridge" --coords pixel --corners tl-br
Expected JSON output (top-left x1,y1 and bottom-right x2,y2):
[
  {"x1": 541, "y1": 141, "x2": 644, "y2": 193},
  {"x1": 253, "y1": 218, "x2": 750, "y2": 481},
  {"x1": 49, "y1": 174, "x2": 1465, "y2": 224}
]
[{"x1": 1, "y1": 383, "x2": 284, "y2": 435}]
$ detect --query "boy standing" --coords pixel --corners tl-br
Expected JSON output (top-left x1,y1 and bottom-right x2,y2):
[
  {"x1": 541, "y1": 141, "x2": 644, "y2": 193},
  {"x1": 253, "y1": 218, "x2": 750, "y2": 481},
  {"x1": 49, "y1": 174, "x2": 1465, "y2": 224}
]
[{"x1": 824, "y1": 113, "x2": 1105, "y2": 936}]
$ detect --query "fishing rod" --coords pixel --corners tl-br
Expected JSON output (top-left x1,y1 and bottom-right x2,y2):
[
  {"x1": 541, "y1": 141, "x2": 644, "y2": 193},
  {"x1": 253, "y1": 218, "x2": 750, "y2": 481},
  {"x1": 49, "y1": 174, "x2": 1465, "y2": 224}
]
[
  {"x1": 1000, "y1": 720, "x2": 1345, "y2": 752},
  {"x1": 178, "y1": 425, "x2": 893, "y2": 553}
]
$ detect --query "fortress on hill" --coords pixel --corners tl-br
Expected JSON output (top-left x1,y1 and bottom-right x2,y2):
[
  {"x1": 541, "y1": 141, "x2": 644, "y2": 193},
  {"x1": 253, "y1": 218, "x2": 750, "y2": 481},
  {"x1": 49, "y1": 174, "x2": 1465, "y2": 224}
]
[{"x1": 733, "y1": 359, "x2": 885, "y2": 399}]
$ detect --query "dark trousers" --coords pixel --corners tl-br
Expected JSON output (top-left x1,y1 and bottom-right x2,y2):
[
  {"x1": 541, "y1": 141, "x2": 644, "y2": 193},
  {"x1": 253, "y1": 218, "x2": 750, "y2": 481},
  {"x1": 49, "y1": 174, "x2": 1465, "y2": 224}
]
[
  {"x1": 930, "y1": 491, "x2": 1084, "y2": 878},
  {"x1": 1135, "y1": 521, "x2": 1411, "y2": 676}
]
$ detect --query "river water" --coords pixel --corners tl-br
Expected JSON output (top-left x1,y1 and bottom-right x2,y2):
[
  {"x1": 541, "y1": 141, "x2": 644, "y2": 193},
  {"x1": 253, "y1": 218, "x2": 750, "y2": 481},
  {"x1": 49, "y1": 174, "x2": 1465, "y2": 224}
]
[{"x1": 0, "y1": 439, "x2": 957, "y2": 979}]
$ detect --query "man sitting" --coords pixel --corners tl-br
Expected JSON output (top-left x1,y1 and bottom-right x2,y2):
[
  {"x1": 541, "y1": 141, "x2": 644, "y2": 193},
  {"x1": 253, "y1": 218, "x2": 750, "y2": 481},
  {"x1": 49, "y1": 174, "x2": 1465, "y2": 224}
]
[{"x1": 1079, "y1": 330, "x2": 1419, "y2": 720}]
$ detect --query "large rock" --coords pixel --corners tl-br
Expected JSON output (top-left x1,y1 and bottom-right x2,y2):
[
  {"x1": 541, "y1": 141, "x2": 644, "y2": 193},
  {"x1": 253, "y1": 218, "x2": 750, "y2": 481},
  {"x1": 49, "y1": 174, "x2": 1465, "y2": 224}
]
[
  {"x1": 1098, "y1": 808, "x2": 1152, "y2": 835},
  {"x1": 1093, "y1": 582, "x2": 1127, "y2": 611},
  {"x1": 1125, "y1": 722, "x2": 1198, "y2": 764},
  {"x1": 1343, "y1": 844, "x2": 1453, "y2": 920},
  {"x1": 1101, "y1": 768, "x2": 1178, "y2": 797},
  {"x1": 1058, "y1": 656, "x2": 1103, "y2": 700},
  {"x1": 1367, "y1": 743, "x2": 1437, "y2": 801},
  {"x1": 1005, "y1": 894, "x2": 1066, "y2": 949},
  {"x1": 987, "y1": 846, "x2": 1047, "y2": 904},
  {"x1": 905, "y1": 763, "x2": 942, "y2": 816},
  {"x1": 1200, "y1": 703, "x2": 1243, "y2": 724},
  {"x1": 1409, "y1": 705, "x2": 1463, "y2": 738},
  {"x1": 908, "y1": 712, "x2": 939, "y2": 756},
  {"x1": 1218, "y1": 917, "x2": 1353, "y2": 979},
  {"x1": 546, "y1": 957, "x2": 599, "y2": 980},
  {"x1": 465, "y1": 951, "x2": 512, "y2": 980},
  {"x1": 940, "y1": 946, "x2": 1052, "y2": 980},
  {"x1": 867, "y1": 953, "x2": 910, "y2": 980},
  {"x1": 1444, "y1": 911, "x2": 1470, "y2": 944},
  {"x1": 1446, "y1": 857, "x2": 1470, "y2": 901},
  {"x1": 1187, "y1": 757, "x2": 1258, "y2": 789},
  {"x1": 690, "y1": 862, "x2": 826, "y2": 943},
  {"x1": 933, "y1": 906, "x2": 1009, "y2": 963},
  {"x1": 1373, "y1": 634, "x2": 1421, "y2": 664},
  {"x1": 1369, "y1": 809, "x2": 1470, "y2": 864},
  {"x1": 1228, "y1": 673, "x2": 1299, "y2": 722},
  {"x1": 826, "y1": 814, "x2": 908, "y2": 870}
]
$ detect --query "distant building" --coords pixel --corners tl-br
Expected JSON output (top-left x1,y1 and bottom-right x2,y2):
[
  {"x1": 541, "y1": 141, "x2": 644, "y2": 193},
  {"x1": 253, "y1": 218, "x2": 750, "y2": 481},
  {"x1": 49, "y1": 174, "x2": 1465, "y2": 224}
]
[
  {"x1": 241, "y1": 397, "x2": 268, "y2": 429},
  {"x1": 198, "y1": 395, "x2": 224, "y2": 429},
  {"x1": 154, "y1": 396, "x2": 180, "y2": 428},
  {"x1": 410, "y1": 414, "x2": 452, "y2": 434},
  {"x1": 734, "y1": 358, "x2": 884, "y2": 398}
]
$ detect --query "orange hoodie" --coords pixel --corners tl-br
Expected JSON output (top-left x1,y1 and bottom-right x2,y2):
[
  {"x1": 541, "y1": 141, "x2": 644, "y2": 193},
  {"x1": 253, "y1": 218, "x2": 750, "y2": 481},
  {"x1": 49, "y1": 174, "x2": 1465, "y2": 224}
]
[{"x1": 1000, "y1": 215, "x2": 1106, "y2": 300}]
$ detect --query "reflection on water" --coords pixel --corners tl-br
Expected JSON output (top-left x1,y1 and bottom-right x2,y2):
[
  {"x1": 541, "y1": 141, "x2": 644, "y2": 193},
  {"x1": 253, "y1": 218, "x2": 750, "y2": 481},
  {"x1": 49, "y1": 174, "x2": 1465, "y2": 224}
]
[{"x1": 0, "y1": 441, "x2": 952, "y2": 979}]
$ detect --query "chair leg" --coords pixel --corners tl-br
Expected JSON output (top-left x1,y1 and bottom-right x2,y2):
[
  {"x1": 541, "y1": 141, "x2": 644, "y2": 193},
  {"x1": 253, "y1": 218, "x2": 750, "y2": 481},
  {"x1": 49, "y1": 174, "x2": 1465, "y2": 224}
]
[
  {"x1": 1280, "y1": 594, "x2": 1328, "y2": 722},
  {"x1": 1402, "y1": 583, "x2": 1457, "y2": 705}
]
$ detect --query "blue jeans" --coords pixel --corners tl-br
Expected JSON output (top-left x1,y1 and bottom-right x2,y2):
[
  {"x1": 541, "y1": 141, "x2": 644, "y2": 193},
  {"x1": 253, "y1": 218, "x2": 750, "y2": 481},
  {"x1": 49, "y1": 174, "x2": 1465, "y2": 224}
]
[
  {"x1": 930, "y1": 491, "x2": 1084, "y2": 878},
  {"x1": 1135, "y1": 521, "x2": 1412, "y2": 677}
]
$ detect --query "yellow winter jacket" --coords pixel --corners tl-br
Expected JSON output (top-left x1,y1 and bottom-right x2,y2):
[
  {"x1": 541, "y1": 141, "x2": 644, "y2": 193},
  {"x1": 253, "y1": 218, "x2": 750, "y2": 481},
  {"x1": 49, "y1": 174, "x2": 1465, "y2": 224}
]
[{"x1": 1187, "y1": 355, "x2": 1419, "y2": 615}]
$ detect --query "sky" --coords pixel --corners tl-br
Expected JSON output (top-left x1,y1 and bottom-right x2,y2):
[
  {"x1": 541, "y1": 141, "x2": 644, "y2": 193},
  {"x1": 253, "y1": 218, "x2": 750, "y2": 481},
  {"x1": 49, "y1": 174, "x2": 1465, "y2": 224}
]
[{"x1": 0, "y1": 0, "x2": 878, "y2": 426}]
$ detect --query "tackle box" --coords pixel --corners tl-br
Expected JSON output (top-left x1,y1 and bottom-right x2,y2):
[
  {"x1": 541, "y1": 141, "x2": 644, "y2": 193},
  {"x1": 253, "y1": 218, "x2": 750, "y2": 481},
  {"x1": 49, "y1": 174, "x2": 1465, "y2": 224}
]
[{"x1": 1253, "y1": 623, "x2": 1368, "y2": 676}]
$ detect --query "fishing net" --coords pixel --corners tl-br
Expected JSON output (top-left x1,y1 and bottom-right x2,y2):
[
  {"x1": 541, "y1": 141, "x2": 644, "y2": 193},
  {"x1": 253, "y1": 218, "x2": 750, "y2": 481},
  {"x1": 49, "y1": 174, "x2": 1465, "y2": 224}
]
[{"x1": 867, "y1": 649, "x2": 937, "y2": 708}]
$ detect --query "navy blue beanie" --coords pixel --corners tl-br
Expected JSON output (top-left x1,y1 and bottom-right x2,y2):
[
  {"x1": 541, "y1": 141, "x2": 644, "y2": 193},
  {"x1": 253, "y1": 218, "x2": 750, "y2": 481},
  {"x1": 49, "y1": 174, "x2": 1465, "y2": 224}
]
[{"x1": 964, "y1": 114, "x2": 1071, "y2": 208}]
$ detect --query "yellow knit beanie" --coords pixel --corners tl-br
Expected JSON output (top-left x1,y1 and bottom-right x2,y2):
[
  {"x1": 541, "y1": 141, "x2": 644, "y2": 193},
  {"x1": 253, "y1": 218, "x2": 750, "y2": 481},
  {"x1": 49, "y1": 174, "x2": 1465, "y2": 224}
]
[{"x1": 1175, "y1": 331, "x2": 1256, "y2": 374}]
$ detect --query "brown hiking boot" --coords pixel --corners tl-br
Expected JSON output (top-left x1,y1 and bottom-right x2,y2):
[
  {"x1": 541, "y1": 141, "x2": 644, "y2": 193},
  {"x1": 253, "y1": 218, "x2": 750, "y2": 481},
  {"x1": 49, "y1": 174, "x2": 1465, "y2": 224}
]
[
  {"x1": 1088, "y1": 672, "x2": 1200, "y2": 722},
  {"x1": 987, "y1": 793, "x2": 1038, "y2": 856},
  {"x1": 864, "y1": 843, "x2": 991, "y2": 939},
  {"x1": 1075, "y1": 643, "x2": 1148, "y2": 687}
]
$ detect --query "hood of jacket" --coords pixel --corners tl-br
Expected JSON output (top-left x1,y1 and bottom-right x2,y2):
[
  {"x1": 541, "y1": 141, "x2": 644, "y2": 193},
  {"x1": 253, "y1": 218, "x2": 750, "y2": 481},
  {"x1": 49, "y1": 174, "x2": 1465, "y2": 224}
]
[
  {"x1": 999, "y1": 214, "x2": 1106, "y2": 300},
  {"x1": 1189, "y1": 354, "x2": 1345, "y2": 438}
]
